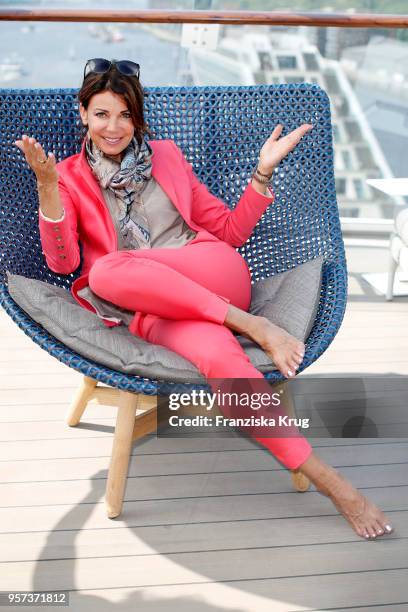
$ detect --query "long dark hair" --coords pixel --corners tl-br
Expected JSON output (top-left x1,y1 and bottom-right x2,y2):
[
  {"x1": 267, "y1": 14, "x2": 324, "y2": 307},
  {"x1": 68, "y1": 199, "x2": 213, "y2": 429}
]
[{"x1": 77, "y1": 64, "x2": 152, "y2": 146}]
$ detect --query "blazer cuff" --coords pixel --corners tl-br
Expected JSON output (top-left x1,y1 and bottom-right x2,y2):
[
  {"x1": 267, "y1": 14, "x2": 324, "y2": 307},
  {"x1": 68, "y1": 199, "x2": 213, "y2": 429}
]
[
  {"x1": 39, "y1": 207, "x2": 66, "y2": 222},
  {"x1": 247, "y1": 182, "x2": 275, "y2": 200}
]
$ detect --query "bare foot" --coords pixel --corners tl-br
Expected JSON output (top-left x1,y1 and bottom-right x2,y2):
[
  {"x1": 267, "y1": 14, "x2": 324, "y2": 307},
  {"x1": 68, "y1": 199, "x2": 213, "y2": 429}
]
[
  {"x1": 299, "y1": 453, "x2": 394, "y2": 540},
  {"x1": 247, "y1": 316, "x2": 305, "y2": 378}
]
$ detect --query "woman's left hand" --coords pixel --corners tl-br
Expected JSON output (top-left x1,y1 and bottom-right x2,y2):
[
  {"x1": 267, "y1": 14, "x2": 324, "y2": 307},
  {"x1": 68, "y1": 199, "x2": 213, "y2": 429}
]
[{"x1": 258, "y1": 123, "x2": 314, "y2": 175}]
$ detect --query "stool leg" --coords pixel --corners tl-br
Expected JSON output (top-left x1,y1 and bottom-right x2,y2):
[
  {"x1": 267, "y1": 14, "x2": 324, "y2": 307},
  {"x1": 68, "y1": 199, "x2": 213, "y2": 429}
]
[
  {"x1": 66, "y1": 375, "x2": 97, "y2": 426},
  {"x1": 105, "y1": 390, "x2": 139, "y2": 518},
  {"x1": 279, "y1": 381, "x2": 311, "y2": 492}
]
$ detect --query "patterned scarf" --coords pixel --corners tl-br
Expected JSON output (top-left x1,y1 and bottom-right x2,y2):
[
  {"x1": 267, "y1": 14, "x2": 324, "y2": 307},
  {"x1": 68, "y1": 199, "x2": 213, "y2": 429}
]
[{"x1": 85, "y1": 133, "x2": 154, "y2": 249}]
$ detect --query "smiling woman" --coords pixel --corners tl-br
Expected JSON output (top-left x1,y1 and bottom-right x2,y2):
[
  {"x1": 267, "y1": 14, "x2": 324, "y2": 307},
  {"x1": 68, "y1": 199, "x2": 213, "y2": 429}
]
[
  {"x1": 78, "y1": 58, "x2": 150, "y2": 148},
  {"x1": 12, "y1": 57, "x2": 394, "y2": 539},
  {"x1": 79, "y1": 91, "x2": 136, "y2": 162}
]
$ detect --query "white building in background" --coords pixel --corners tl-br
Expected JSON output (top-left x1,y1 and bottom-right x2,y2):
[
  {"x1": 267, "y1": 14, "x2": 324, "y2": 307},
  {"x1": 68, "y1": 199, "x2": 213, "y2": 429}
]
[
  {"x1": 184, "y1": 30, "x2": 403, "y2": 219},
  {"x1": 340, "y1": 36, "x2": 408, "y2": 180},
  {"x1": 341, "y1": 36, "x2": 408, "y2": 100}
]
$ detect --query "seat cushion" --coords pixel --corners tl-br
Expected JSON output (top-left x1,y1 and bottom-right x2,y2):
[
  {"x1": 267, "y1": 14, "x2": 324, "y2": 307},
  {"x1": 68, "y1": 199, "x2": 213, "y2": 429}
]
[{"x1": 6, "y1": 255, "x2": 322, "y2": 383}]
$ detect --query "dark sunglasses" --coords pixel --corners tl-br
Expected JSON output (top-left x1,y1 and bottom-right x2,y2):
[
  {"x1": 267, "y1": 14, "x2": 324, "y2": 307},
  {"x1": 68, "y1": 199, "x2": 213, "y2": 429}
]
[{"x1": 83, "y1": 58, "x2": 140, "y2": 80}]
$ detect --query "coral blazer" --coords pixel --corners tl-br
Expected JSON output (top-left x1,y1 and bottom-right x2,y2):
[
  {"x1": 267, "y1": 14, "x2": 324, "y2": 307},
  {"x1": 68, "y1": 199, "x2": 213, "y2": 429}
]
[{"x1": 38, "y1": 138, "x2": 274, "y2": 327}]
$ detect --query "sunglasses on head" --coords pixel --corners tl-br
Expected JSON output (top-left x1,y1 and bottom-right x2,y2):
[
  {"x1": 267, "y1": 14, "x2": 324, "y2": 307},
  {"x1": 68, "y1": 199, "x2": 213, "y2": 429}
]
[{"x1": 83, "y1": 58, "x2": 140, "y2": 80}]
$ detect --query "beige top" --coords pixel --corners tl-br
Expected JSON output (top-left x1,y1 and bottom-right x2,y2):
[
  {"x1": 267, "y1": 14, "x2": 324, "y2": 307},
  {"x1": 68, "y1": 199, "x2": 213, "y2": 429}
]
[
  {"x1": 76, "y1": 176, "x2": 198, "y2": 325},
  {"x1": 104, "y1": 175, "x2": 197, "y2": 250}
]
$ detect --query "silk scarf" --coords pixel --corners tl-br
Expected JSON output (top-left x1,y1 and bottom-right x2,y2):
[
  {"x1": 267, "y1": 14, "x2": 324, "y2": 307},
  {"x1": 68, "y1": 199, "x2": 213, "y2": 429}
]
[{"x1": 85, "y1": 133, "x2": 154, "y2": 249}]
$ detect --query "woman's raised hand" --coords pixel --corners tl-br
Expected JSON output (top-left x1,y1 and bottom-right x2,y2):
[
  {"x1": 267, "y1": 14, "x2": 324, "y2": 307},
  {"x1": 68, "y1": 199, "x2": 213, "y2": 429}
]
[
  {"x1": 14, "y1": 135, "x2": 58, "y2": 186},
  {"x1": 258, "y1": 124, "x2": 314, "y2": 174}
]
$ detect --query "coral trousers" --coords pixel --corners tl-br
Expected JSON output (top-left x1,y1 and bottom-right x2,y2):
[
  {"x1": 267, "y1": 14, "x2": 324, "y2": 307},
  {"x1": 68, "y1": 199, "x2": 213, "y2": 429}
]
[{"x1": 88, "y1": 232, "x2": 312, "y2": 470}]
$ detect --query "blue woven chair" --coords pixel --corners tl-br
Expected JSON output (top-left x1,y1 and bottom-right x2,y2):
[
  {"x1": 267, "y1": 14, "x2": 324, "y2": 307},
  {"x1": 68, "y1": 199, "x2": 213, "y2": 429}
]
[{"x1": 0, "y1": 84, "x2": 347, "y2": 517}]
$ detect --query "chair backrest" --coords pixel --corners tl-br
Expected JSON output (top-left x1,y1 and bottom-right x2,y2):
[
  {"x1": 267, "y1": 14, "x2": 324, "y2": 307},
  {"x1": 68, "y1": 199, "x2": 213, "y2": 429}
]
[{"x1": 0, "y1": 84, "x2": 345, "y2": 289}]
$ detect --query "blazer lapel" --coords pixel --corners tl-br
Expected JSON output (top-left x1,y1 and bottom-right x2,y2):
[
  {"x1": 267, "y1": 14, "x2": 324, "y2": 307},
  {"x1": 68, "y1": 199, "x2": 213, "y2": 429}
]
[
  {"x1": 150, "y1": 141, "x2": 182, "y2": 217},
  {"x1": 75, "y1": 139, "x2": 108, "y2": 207}
]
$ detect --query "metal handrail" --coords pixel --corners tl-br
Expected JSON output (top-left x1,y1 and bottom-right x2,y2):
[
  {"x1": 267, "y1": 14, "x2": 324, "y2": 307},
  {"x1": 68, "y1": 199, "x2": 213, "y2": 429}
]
[{"x1": 0, "y1": 9, "x2": 407, "y2": 28}]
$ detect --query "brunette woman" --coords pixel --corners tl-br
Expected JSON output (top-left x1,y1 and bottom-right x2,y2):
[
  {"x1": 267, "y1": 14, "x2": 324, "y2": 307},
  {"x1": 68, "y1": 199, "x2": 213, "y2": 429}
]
[{"x1": 15, "y1": 58, "x2": 393, "y2": 539}]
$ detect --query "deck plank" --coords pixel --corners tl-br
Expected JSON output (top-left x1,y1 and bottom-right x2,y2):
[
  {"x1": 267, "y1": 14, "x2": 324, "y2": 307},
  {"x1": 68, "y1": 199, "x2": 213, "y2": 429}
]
[
  {"x1": 2, "y1": 539, "x2": 408, "y2": 591},
  {"x1": 2, "y1": 457, "x2": 408, "y2": 503},
  {"x1": 0, "y1": 508, "x2": 405, "y2": 563},
  {"x1": 0, "y1": 485, "x2": 405, "y2": 534}
]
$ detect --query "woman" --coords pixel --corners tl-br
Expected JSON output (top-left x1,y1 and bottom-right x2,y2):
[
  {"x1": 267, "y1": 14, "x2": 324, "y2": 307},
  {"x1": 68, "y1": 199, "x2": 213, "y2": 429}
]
[{"x1": 15, "y1": 58, "x2": 393, "y2": 540}]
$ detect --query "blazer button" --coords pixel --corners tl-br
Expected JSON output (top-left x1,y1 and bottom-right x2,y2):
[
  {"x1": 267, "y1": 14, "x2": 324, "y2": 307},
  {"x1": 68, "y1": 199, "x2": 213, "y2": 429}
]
[
  {"x1": 59, "y1": 255, "x2": 66, "y2": 260},
  {"x1": 56, "y1": 236, "x2": 62, "y2": 241},
  {"x1": 53, "y1": 226, "x2": 60, "y2": 232},
  {"x1": 57, "y1": 245, "x2": 64, "y2": 250}
]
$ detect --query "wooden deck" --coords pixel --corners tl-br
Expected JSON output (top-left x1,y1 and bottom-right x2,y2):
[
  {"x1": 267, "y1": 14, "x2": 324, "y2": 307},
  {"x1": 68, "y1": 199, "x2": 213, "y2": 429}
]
[{"x1": 1, "y1": 241, "x2": 407, "y2": 611}]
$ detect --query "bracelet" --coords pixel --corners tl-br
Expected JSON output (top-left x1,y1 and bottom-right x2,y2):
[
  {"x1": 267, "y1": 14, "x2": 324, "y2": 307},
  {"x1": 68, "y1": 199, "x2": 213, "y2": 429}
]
[
  {"x1": 252, "y1": 172, "x2": 270, "y2": 185},
  {"x1": 255, "y1": 166, "x2": 273, "y2": 179}
]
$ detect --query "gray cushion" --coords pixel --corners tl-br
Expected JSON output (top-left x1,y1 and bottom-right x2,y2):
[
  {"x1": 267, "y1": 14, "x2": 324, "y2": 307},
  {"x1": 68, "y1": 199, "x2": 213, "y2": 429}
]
[{"x1": 6, "y1": 255, "x2": 322, "y2": 382}]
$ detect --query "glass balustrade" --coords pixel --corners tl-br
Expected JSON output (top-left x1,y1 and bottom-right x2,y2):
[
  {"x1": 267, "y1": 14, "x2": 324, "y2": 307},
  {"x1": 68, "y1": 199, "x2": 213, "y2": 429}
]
[{"x1": 1, "y1": 1, "x2": 407, "y2": 226}]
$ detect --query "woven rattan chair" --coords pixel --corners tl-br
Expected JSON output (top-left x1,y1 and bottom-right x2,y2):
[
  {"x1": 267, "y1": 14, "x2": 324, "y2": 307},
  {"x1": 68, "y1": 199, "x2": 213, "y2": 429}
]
[{"x1": 0, "y1": 84, "x2": 347, "y2": 517}]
